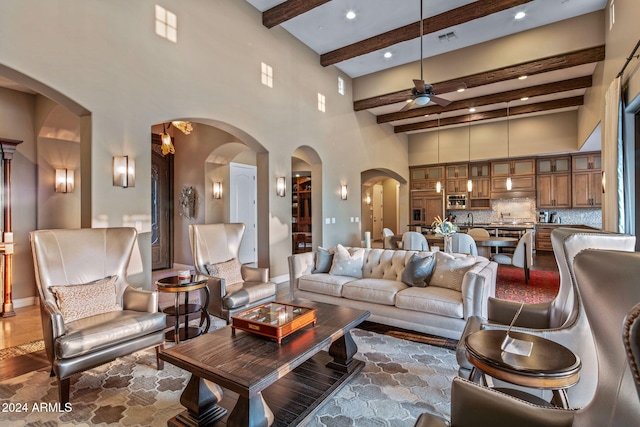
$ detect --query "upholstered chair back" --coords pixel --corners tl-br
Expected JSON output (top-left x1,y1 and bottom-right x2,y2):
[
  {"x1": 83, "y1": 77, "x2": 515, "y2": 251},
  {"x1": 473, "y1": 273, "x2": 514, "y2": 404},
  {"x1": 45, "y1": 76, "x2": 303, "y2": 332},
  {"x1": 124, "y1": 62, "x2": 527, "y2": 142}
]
[
  {"x1": 402, "y1": 232, "x2": 429, "y2": 251},
  {"x1": 466, "y1": 228, "x2": 490, "y2": 238},
  {"x1": 31, "y1": 227, "x2": 137, "y2": 308},
  {"x1": 625, "y1": 302, "x2": 640, "y2": 399},
  {"x1": 573, "y1": 250, "x2": 640, "y2": 426},
  {"x1": 511, "y1": 231, "x2": 533, "y2": 269},
  {"x1": 549, "y1": 228, "x2": 636, "y2": 329},
  {"x1": 189, "y1": 223, "x2": 244, "y2": 273},
  {"x1": 451, "y1": 233, "x2": 478, "y2": 256}
]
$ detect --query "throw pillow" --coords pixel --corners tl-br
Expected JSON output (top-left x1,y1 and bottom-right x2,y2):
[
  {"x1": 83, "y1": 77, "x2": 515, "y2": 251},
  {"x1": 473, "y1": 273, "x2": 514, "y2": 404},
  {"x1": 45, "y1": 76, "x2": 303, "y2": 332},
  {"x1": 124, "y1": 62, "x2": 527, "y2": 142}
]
[
  {"x1": 205, "y1": 258, "x2": 243, "y2": 286},
  {"x1": 313, "y1": 246, "x2": 335, "y2": 273},
  {"x1": 50, "y1": 276, "x2": 121, "y2": 323},
  {"x1": 401, "y1": 253, "x2": 436, "y2": 287},
  {"x1": 429, "y1": 251, "x2": 476, "y2": 292},
  {"x1": 329, "y1": 244, "x2": 365, "y2": 279}
]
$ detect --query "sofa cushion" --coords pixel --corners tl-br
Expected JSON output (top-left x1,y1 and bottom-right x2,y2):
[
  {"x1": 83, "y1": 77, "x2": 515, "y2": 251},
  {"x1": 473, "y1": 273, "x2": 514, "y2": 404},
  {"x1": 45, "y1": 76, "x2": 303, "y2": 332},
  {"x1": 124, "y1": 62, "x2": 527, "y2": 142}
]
[
  {"x1": 329, "y1": 244, "x2": 365, "y2": 279},
  {"x1": 299, "y1": 273, "x2": 355, "y2": 297},
  {"x1": 50, "y1": 276, "x2": 121, "y2": 323},
  {"x1": 429, "y1": 252, "x2": 476, "y2": 292},
  {"x1": 313, "y1": 246, "x2": 334, "y2": 273},
  {"x1": 342, "y1": 278, "x2": 408, "y2": 305},
  {"x1": 396, "y1": 286, "x2": 463, "y2": 319},
  {"x1": 205, "y1": 258, "x2": 243, "y2": 286},
  {"x1": 401, "y1": 253, "x2": 436, "y2": 287}
]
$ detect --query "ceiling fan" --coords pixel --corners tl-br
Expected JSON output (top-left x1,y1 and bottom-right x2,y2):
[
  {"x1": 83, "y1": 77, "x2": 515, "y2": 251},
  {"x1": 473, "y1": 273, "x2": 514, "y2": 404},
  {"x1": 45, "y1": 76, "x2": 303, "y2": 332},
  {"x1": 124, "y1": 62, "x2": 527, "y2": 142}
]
[{"x1": 400, "y1": 0, "x2": 466, "y2": 112}]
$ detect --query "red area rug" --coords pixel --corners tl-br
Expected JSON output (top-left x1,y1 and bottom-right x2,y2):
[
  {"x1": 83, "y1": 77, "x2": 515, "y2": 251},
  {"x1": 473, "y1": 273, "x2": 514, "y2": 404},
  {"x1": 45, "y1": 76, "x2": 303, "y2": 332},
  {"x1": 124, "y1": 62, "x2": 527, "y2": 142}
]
[{"x1": 495, "y1": 265, "x2": 560, "y2": 304}]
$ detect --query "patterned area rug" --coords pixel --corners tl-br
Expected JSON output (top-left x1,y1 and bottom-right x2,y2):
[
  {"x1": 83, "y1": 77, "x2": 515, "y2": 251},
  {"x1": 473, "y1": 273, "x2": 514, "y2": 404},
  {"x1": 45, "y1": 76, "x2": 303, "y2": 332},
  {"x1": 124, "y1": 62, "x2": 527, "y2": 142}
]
[
  {"x1": 0, "y1": 330, "x2": 456, "y2": 426},
  {"x1": 495, "y1": 265, "x2": 560, "y2": 304}
]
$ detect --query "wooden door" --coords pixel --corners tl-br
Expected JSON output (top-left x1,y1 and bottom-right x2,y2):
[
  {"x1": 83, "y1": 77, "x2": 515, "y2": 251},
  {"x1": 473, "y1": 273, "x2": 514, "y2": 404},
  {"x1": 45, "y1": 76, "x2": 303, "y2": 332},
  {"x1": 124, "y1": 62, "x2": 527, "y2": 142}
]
[{"x1": 151, "y1": 136, "x2": 173, "y2": 270}]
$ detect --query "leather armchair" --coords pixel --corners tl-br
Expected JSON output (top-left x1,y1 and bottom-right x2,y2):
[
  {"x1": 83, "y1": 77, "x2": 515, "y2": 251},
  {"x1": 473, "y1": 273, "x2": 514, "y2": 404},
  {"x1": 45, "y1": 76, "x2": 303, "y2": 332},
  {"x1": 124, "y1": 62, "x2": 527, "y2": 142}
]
[
  {"x1": 456, "y1": 227, "x2": 636, "y2": 408},
  {"x1": 189, "y1": 223, "x2": 276, "y2": 322},
  {"x1": 30, "y1": 227, "x2": 166, "y2": 404},
  {"x1": 416, "y1": 249, "x2": 640, "y2": 426}
]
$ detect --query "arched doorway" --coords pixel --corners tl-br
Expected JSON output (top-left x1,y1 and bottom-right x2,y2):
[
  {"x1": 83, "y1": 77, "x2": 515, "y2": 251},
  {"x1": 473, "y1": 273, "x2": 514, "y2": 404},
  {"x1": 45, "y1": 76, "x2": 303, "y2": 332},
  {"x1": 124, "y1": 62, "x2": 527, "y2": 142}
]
[
  {"x1": 291, "y1": 146, "x2": 322, "y2": 253},
  {"x1": 361, "y1": 169, "x2": 407, "y2": 244}
]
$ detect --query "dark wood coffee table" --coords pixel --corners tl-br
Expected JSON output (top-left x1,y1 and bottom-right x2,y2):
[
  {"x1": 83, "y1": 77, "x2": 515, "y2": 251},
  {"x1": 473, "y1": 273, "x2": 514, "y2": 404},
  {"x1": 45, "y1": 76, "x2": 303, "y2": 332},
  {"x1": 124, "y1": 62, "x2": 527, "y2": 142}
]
[{"x1": 159, "y1": 299, "x2": 370, "y2": 427}]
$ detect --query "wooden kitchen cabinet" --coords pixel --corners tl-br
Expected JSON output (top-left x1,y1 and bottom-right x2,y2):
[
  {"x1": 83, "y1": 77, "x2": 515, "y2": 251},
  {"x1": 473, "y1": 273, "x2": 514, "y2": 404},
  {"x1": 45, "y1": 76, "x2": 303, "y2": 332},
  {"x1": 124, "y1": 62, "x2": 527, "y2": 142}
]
[
  {"x1": 411, "y1": 166, "x2": 444, "y2": 191},
  {"x1": 491, "y1": 158, "x2": 535, "y2": 177},
  {"x1": 535, "y1": 224, "x2": 555, "y2": 252},
  {"x1": 411, "y1": 191, "x2": 444, "y2": 226},
  {"x1": 445, "y1": 179, "x2": 469, "y2": 194},
  {"x1": 572, "y1": 152, "x2": 601, "y2": 207},
  {"x1": 468, "y1": 162, "x2": 491, "y2": 209},
  {"x1": 537, "y1": 156, "x2": 571, "y2": 174},
  {"x1": 537, "y1": 173, "x2": 571, "y2": 208},
  {"x1": 446, "y1": 164, "x2": 468, "y2": 179}
]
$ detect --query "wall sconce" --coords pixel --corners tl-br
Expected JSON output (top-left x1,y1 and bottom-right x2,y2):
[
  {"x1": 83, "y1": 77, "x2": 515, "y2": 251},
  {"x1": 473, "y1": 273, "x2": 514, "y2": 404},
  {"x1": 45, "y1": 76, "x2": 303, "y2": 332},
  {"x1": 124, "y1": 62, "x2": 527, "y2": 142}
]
[
  {"x1": 276, "y1": 176, "x2": 286, "y2": 197},
  {"x1": 212, "y1": 181, "x2": 222, "y2": 199},
  {"x1": 341, "y1": 184, "x2": 348, "y2": 200},
  {"x1": 55, "y1": 168, "x2": 74, "y2": 193},
  {"x1": 365, "y1": 194, "x2": 371, "y2": 205},
  {"x1": 113, "y1": 156, "x2": 135, "y2": 188}
]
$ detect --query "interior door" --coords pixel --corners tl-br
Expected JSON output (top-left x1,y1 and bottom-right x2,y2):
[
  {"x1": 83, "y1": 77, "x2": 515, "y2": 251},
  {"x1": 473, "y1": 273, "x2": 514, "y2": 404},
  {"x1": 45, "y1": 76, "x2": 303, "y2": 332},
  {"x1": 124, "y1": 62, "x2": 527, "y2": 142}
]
[
  {"x1": 229, "y1": 163, "x2": 257, "y2": 264},
  {"x1": 372, "y1": 184, "x2": 383, "y2": 240},
  {"x1": 151, "y1": 135, "x2": 173, "y2": 270}
]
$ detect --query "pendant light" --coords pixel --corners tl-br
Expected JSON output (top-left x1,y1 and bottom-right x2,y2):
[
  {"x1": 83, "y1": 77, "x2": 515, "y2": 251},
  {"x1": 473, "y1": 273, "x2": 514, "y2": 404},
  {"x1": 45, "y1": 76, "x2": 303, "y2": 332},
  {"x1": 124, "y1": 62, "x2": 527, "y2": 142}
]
[
  {"x1": 506, "y1": 102, "x2": 512, "y2": 191},
  {"x1": 467, "y1": 118, "x2": 473, "y2": 192},
  {"x1": 436, "y1": 114, "x2": 442, "y2": 193}
]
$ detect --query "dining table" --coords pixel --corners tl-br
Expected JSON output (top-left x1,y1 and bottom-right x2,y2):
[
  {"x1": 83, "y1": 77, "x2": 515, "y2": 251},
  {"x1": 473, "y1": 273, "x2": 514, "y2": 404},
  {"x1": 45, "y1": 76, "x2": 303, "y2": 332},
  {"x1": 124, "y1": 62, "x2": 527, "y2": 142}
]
[{"x1": 424, "y1": 234, "x2": 518, "y2": 258}]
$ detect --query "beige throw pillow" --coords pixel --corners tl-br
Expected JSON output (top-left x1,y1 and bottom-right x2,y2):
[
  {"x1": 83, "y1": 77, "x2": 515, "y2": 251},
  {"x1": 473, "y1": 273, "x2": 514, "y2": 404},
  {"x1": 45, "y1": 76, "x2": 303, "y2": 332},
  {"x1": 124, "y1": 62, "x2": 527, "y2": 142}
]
[
  {"x1": 429, "y1": 252, "x2": 475, "y2": 292},
  {"x1": 50, "y1": 276, "x2": 121, "y2": 323},
  {"x1": 205, "y1": 258, "x2": 243, "y2": 286},
  {"x1": 329, "y1": 244, "x2": 365, "y2": 279}
]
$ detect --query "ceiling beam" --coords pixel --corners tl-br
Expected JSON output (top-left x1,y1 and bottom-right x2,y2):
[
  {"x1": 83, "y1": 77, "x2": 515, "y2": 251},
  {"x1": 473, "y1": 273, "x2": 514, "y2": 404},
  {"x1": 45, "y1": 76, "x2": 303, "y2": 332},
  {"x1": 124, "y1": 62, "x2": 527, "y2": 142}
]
[
  {"x1": 320, "y1": 0, "x2": 532, "y2": 67},
  {"x1": 263, "y1": 0, "x2": 332, "y2": 29},
  {"x1": 394, "y1": 96, "x2": 584, "y2": 133},
  {"x1": 354, "y1": 45, "x2": 605, "y2": 111},
  {"x1": 377, "y1": 75, "x2": 592, "y2": 123}
]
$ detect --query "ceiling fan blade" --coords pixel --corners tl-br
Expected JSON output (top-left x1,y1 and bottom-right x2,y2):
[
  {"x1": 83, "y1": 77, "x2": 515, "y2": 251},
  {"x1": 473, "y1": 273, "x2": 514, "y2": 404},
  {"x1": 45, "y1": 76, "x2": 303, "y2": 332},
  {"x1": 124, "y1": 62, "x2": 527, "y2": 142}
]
[
  {"x1": 435, "y1": 81, "x2": 467, "y2": 94},
  {"x1": 413, "y1": 79, "x2": 426, "y2": 93},
  {"x1": 400, "y1": 99, "x2": 415, "y2": 112},
  {"x1": 430, "y1": 95, "x2": 452, "y2": 107}
]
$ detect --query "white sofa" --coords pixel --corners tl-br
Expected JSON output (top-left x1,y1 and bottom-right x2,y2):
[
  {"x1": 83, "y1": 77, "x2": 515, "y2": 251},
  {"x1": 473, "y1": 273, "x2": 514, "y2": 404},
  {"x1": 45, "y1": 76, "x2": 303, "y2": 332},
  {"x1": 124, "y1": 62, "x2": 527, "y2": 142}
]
[{"x1": 288, "y1": 247, "x2": 498, "y2": 340}]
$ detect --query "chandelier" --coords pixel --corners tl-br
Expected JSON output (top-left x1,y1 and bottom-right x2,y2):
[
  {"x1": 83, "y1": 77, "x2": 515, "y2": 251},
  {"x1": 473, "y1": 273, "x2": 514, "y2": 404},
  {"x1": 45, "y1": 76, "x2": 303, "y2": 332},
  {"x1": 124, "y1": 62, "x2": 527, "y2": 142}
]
[{"x1": 159, "y1": 121, "x2": 193, "y2": 155}]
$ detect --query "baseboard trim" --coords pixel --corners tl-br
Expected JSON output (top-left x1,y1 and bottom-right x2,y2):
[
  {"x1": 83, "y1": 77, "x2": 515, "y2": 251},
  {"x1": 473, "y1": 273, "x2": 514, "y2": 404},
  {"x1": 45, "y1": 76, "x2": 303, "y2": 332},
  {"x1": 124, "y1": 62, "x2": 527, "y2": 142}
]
[
  {"x1": 13, "y1": 296, "x2": 39, "y2": 308},
  {"x1": 271, "y1": 274, "x2": 289, "y2": 284}
]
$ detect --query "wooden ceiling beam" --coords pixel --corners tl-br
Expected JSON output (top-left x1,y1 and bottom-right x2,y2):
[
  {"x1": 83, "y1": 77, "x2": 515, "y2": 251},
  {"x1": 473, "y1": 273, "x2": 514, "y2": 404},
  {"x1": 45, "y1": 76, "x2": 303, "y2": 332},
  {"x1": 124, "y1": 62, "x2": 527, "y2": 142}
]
[
  {"x1": 377, "y1": 75, "x2": 592, "y2": 123},
  {"x1": 263, "y1": 0, "x2": 332, "y2": 29},
  {"x1": 321, "y1": 0, "x2": 532, "y2": 67},
  {"x1": 394, "y1": 96, "x2": 584, "y2": 133},
  {"x1": 354, "y1": 45, "x2": 605, "y2": 111}
]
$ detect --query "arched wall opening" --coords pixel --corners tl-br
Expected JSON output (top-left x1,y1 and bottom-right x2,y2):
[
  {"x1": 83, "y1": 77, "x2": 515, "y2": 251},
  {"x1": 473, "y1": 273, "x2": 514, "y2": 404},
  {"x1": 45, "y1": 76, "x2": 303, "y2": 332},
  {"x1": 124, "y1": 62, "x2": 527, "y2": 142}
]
[
  {"x1": 361, "y1": 169, "x2": 407, "y2": 243},
  {"x1": 291, "y1": 146, "x2": 322, "y2": 252}
]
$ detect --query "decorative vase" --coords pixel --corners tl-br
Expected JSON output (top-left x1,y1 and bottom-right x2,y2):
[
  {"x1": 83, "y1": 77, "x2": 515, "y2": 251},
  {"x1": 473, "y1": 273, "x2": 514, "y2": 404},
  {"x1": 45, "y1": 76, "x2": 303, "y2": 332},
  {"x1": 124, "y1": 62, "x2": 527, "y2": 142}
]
[{"x1": 444, "y1": 234, "x2": 453, "y2": 253}]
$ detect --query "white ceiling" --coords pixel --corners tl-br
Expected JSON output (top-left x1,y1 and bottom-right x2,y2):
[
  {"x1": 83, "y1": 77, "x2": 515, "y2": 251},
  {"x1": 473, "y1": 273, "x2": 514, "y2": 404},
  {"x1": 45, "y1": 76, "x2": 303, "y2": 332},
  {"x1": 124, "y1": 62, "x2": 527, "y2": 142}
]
[{"x1": 246, "y1": 0, "x2": 607, "y2": 78}]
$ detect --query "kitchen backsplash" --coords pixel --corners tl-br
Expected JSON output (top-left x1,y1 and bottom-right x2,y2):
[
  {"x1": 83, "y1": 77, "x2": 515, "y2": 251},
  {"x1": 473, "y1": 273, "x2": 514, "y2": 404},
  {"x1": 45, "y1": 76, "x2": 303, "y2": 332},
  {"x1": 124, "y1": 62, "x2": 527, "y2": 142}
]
[{"x1": 446, "y1": 198, "x2": 602, "y2": 228}]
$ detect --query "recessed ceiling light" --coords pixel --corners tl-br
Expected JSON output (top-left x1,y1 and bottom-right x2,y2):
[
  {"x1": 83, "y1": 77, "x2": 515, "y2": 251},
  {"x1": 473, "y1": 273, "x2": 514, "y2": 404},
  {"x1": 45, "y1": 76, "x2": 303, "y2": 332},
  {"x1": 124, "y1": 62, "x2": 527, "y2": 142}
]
[
  {"x1": 383, "y1": 52, "x2": 392, "y2": 59},
  {"x1": 346, "y1": 10, "x2": 356, "y2": 20},
  {"x1": 521, "y1": 97, "x2": 529, "y2": 101},
  {"x1": 469, "y1": 108, "x2": 476, "y2": 113},
  {"x1": 518, "y1": 75, "x2": 528, "y2": 80},
  {"x1": 515, "y1": 11, "x2": 526, "y2": 20},
  {"x1": 457, "y1": 88, "x2": 465, "y2": 93}
]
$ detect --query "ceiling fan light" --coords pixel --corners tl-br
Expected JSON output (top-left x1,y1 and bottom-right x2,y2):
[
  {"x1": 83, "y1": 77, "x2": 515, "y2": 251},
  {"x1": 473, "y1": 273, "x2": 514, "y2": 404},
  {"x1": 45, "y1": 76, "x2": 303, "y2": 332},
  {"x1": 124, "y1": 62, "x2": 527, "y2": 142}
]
[{"x1": 414, "y1": 95, "x2": 430, "y2": 106}]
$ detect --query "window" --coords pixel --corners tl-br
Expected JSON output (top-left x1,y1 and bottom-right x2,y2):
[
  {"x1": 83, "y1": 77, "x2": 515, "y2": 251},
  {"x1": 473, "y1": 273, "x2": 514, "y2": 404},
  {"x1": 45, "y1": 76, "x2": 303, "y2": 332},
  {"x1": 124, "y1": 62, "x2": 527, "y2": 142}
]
[
  {"x1": 261, "y1": 63, "x2": 273, "y2": 88},
  {"x1": 338, "y1": 77, "x2": 345, "y2": 95},
  {"x1": 317, "y1": 93, "x2": 326, "y2": 112},
  {"x1": 155, "y1": 5, "x2": 177, "y2": 42}
]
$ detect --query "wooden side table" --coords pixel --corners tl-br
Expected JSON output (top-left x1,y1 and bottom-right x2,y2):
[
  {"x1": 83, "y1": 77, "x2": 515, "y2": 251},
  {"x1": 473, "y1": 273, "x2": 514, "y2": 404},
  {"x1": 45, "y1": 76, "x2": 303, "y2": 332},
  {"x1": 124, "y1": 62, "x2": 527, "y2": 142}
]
[
  {"x1": 156, "y1": 275, "x2": 210, "y2": 344},
  {"x1": 465, "y1": 329, "x2": 581, "y2": 408}
]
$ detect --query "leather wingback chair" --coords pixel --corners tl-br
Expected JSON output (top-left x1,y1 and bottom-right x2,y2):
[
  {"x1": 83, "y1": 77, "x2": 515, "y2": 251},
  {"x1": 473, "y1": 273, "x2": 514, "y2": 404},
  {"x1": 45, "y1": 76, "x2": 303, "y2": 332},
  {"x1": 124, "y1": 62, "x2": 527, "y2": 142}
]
[
  {"x1": 415, "y1": 249, "x2": 640, "y2": 427},
  {"x1": 30, "y1": 227, "x2": 166, "y2": 404},
  {"x1": 402, "y1": 231, "x2": 429, "y2": 251},
  {"x1": 451, "y1": 233, "x2": 478, "y2": 256},
  {"x1": 189, "y1": 223, "x2": 276, "y2": 322},
  {"x1": 456, "y1": 227, "x2": 636, "y2": 408},
  {"x1": 492, "y1": 231, "x2": 533, "y2": 283}
]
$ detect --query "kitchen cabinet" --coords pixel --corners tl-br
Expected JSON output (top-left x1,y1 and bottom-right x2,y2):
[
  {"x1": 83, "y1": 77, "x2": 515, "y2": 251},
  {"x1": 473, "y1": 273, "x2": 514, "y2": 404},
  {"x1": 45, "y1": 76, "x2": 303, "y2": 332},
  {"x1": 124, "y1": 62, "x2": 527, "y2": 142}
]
[
  {"x1": 491, "y1": 158, "x2": 535, "y2": 177},
  {"x1": 411, "y1": 166, "x2": 444, "y2": 191},
  {"x1": 536, "y1": 156, "x2": 571, "y2": 209},
  {"x1": 445, "y1": 179, "x2": 469, "y2": 194},
  {"x1": 411, "y1": 191, "x2": 444, "y2": 226},
  {"x1": 572, "y1": 152, "x2": 601, "y2": 208},
  {"x1": 535, "y1": 224, "x2": 555, "y2": 252},
  {"x1": 469, "y1": 162, "x2": 491, "y2": 209},
  {"x1": 490, "y1": 158, "x2": 536, "y2": 198},
  {"x1": 445, "y1": 163, "x2": 469, "y2": 194}
]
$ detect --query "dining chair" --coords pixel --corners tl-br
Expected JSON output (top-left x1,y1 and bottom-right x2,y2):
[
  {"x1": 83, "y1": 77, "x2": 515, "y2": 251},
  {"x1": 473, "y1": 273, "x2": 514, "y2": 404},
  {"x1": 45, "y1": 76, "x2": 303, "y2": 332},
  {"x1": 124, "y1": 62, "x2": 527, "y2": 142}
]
[
  {"x1": 30, "y1": 227, "x2": 166, "y2": 404},
  {"x1": 382, "y1": 227, "x2": 397, "y2": 249},
  {"x1": 401, "y1": 231, "x2": 429, "y2": 251},
  {"x1": 415, "y1": 249, "x2": 640, "y2": 427},
  {"x1": 467, "y1": 228, "x2": 490, "y2": 238},
  {"x1": 491, "y1": 231, "x2": 533, "y2": 283},
  {"x1": 451, "y1": 233, "x2": 478, "y2": 255}
]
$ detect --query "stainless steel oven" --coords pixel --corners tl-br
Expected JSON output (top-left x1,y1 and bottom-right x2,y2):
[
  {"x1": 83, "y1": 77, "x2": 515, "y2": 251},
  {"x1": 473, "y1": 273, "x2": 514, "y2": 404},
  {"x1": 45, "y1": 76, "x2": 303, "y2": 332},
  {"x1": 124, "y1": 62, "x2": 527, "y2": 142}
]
[{"x1": 446, "y1": 194, "x2": 467, "y2": 210}]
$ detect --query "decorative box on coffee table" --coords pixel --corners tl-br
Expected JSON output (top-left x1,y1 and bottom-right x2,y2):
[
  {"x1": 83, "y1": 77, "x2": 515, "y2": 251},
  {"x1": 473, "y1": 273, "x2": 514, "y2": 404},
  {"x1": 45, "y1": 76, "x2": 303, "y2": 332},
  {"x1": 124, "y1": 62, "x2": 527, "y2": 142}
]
[{"x1": 231, "y1": 302, "x2": 316, "y2": 344}]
